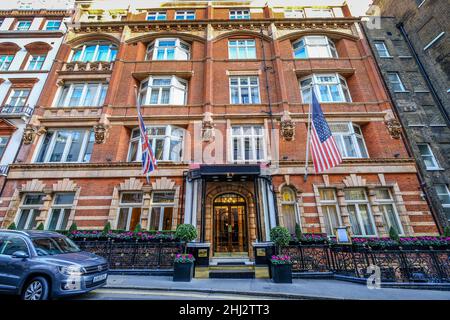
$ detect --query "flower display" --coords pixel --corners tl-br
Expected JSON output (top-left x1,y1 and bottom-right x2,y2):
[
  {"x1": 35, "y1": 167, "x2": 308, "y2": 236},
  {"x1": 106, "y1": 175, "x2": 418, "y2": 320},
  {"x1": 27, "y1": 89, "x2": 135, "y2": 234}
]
[
  {"x1": 66, "y1": 230, "x2": 176, "y2": 242},
  {"x1": 174, "y1": 253, "x2": 195, "y2": 263},
  {"x1": 270, "y1": 255, "x2": 292, "y2": 265}
]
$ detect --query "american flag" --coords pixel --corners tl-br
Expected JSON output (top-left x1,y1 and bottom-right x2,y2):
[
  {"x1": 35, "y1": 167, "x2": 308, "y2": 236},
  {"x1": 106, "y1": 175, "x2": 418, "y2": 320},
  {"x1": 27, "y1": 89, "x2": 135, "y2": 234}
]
[
  {"x1": 309, "y1": 90, "x2": 342, "y2": 173},
  {"x1": 137, "y1": 103, "x2": 157, "y2": 182}
]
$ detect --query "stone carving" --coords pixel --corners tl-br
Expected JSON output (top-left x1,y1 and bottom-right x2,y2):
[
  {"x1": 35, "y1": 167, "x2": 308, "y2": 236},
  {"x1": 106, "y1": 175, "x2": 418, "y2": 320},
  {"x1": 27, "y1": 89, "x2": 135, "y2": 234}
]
[
  {"x1": 94, "y1": 124, "x2": 107, "y2": 144},
  {"x1": 21, "y1": 179, "x2": 46, "y2": 192},
  {"x1": 120, "y1": 177, "x2": 143, "y2": 191},
  {"x1": 53, "y1": 178, "x2": 78, "y2": 192},
  {"x1": 22, "y1": 124, "x2": 36, "y2": 144},
  {"x1": 385, "y1": 118, "x2": 402, "y2": 139},
  {"x1": 343, "y1": 174, "x2": 366, "y2": 187},
  {"x1": 152, "y1": 177, "x2": 176, "y2": 190},
  {"x1": 202, "y1": 112, "x2": 215, "y2": 142},
  {"x1": 280, "y1": 111, "x2": 295, "y2": 141}
]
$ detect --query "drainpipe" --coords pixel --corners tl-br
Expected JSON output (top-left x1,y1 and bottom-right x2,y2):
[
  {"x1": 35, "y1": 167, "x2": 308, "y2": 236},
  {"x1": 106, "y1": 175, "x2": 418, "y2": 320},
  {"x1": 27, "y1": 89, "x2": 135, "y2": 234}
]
[
  {"x1": 360, "y1": 22, "x2": 444, "y2": 234},
  {"x1": 397, "y1": 22, "x2": 450, "y2": 126}
]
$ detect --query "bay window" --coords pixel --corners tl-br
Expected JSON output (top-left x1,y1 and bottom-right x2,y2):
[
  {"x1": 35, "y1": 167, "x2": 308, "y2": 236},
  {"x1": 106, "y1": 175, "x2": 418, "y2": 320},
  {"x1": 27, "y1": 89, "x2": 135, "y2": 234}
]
[
  {"x1": 319, "y1": 189, "x2": 341, "y2": 235},
  {"x1": 145, "y1": 38, "x2": 190, "y2": 61},
  {"x1": 139, "y1": 76, "x2": 187, "y2": 105},
  {"x1": 230, "y1": 76, "x2": 260, "y2": 104},
  {"x1": 293, "y1": 36, "x2": 338, "y2": 59},
  {"x1": 150, "y1": 191, "x2": 175, "y2": 231},
  {"x1": 376, "y1": 189, "x2": 403, "y2": 235},
  {"x1": 300, "y1": 74, "x2": 351, "y2": 103},
  {"x1": 345, "y1": 189, "x2": 376, "y2": 236},
  {"x1": 128, "y1": 125, "x2": 184, "y2": 162},
  {"x1": 280, "y1": 187, "x2": 298, "y2": 234},
  {"x1": 228, "y1": 39, "x2": 256, "y2": 59},
  {"x1": 16, "y1": 194, "x2": 44, "y2": 230},
  {"x1": 117, "y1": 193, "x2": 143, "y2": 231},
  {"x1": 56, "y1": 82, "x2": 107, "y2": 107},
  {"x1": 47, "y1": 193, "x2": 75, "y2": 230},
  {"x1": 35, "y1": 129, "x2": 95, "y2": 163},
  {"x1": 26, "y1": 54, "x2": 46, "y2": 70},
  {"x1": 71, "y1": 42, "x2": 117, "y2": 62},
  {"x1": 231, "y1": 125, "x2": 265, "y2": 162},
  {"x1": 329, "y1": 122, "x2": 368, "y2": 158},
  {"x1": 0, "y1": 55, "x2": 14, "y2": 71}
]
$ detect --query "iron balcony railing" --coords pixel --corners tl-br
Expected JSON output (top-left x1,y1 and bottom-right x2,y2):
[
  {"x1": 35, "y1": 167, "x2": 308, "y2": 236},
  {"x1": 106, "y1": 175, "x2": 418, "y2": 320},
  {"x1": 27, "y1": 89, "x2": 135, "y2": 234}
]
[
  {"x1": 0, "y1": 105, "x2": 33, "y2": 116},
  {"x1": 0, "y1": 165, "x2": 8, "y2": 176}
]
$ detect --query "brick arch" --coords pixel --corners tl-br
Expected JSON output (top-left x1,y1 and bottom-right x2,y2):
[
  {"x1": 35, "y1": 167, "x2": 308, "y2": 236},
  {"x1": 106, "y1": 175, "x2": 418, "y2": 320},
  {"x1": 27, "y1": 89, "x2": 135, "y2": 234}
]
[
  {"x1": 126, "y1": 32, "x2": 206, "y2": 45},
  {"x1": 212, "y1": 30, "x2": 272, "y2": 43},
  {"x1": 277, "y1": 29, "x2": 359, "y2": 42},
  {"x1": 66, "y1": 33, "x2": 121, "y2": 47}
]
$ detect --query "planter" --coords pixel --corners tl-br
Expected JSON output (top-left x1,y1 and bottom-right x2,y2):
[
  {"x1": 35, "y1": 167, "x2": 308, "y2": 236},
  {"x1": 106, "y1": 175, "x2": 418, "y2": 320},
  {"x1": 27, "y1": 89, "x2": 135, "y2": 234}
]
[
  {"x1": 173, "y1": 261, "x2": 194, "y2": 282},
  {"x1": 271, "y1": 263, "x2": 292, "y2": 283}
]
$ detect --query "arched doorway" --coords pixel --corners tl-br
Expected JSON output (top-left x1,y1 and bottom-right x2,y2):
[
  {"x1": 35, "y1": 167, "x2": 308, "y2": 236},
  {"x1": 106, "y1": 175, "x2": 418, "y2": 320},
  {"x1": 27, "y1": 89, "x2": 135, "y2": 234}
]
[{"x1": 213, "y1": 193, "x2": 248, "y2": 253}]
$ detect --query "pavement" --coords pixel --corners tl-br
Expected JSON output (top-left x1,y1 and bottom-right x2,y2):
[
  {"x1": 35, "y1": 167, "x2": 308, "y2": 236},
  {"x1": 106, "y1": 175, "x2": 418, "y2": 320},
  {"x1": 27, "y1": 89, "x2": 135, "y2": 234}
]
[{"x1": 104, "y1": 275, "x2": 450, "y2": 300}]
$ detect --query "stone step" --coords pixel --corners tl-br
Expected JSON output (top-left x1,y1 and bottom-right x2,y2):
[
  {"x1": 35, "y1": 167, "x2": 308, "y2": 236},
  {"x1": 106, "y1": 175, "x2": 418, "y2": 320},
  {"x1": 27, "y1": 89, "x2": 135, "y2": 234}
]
[{"x1": 209, "y1": 270, "x2": 255, "y2": 279}]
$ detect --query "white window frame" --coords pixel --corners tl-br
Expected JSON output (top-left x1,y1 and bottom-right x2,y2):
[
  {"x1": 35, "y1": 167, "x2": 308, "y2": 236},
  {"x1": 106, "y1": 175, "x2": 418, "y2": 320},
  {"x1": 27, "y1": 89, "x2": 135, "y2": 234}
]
[
  {"x1": 128, "y1": 125, "x2": 184, "y2": 162},
  {"x1": 0, "y1": 55, "x2": 14, "y2": 71},
  {"x1": 26, "y1": 54, "x2": 46, "y2": 71},
  {"x1": 146, "y1": 11, "x2": 167, "y2": 21},
  {"x1": 293, "y1": 36, "x2": 338, "y2": 59},
  {"x1": 229, "y1": 76, "x2": 261, "y2": 104},
  {"x1": 139, "y1": 76, "x2": 187, "y2": 105},
  {"x1": 56, "y1": 82, "x2": 108, "y2": 107},
  {"x1": 6, "y1": 88, "x2": 30, "y2": 107},
  {"x1": 70, "y1": 42, "x2": 117, "y2": 63},
  {"x1": 307, "y1": 8, "x2": 334, "y2": 18},
  {"x1": 44, "y1": 20, "x2": 61, "y2": 31},
  {"x1": 435, "y1": 185, "x2": 450, "y2": 219},
  {"x1": 374, "y1": 41, "x2": 391, "y2": 58},
  {"x1": 345, "y1": 189, "x2": 377, "y2": 236},
  {"x1": 329, "y1": 122, "x2": 369, "y2": 159},
  {"x1": 375, "y1": 188, "x2": 404, "y2": 235},
  {"x1": 417, "y1": 143, "x2": 440, "y2": 170},
  {"x1": 280, "y1": 186, "x2": 300, "y2": 233},
  {"x1": 46, "y1": 193, "x2": 75, "y2": 230},
  {"x1": 229, "y1": 9, "x2": 250, "y2": 20},
  {"x1": 230, "y1": 125, "x2": 266, "y2": 162},
  {"x1": 175, "y1": 10, "x2": 195, "y2": 20},
  {"x1": 145, "y1": 38, "x2": 190, "y2": 61},
  {"x1": 34, "y1": 129, "x2": 94, "y2": 163},
  {"x1": 423, "y1": 31, "x2": 445, "y2": 51},
  {"x1": 284, "y1": 9, "x2": 305, "y2": 18},
  {"x1": 228, "y1": 39, "x2": 256, "y2": 59},
  {"x1": 15, "y1": 20, "x2": 32, "y2": 31},
  {"x1": 15, "y1": 194, "x2": 45, "y2": 230},
  {"x1": 387, "y1": 72, "x2": 406, "y2": 92},
  {"x1": 0, "y1": 136, "x2": 9, "y2": 160},
  {"x1": 319, "y1": 189, "x2": 342, "y2": 236},
  {"x1": 149, "y1": 191, "x2": 176, "y2": 231},
  {"x1": 117, "y1": 193, "x2": 143, "y2": 231},
  {"x1": 300, "y1": 74, "x2": 352, "y2": 103}
]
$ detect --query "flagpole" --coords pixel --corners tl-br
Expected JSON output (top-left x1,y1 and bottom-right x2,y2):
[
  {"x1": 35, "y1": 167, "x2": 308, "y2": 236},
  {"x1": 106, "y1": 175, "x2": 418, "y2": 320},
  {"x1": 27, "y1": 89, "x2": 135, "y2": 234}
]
[
  {"x1": 304, "y1": 91, "x2": 312, "y2": 182},
  {"x1": 135, "y1": 86, "x2": 151, "y2": 186}
]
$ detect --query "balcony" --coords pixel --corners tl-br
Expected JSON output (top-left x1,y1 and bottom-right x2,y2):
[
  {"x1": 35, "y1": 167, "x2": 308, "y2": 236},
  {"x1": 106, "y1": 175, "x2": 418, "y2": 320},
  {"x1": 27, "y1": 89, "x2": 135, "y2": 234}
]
[
  {"x1": 0, "y1": 105, "x2": 33, "y2": 117},
  {"x1": 60, "y1": 61, "x2": 114, "y2": 74},
  {"x1": 0, "y1": 165, "x2": 8, "y2": 176},
  {"x1": 293, "y1": 58, "x2": 355, "y2": 77}
]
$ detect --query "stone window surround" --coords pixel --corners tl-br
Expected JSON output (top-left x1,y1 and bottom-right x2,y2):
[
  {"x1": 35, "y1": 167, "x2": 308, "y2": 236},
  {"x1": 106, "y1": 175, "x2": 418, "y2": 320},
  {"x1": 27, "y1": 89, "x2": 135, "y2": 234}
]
[{"x1": 276, "y1": 182, "x2": 302, "y2": 233}]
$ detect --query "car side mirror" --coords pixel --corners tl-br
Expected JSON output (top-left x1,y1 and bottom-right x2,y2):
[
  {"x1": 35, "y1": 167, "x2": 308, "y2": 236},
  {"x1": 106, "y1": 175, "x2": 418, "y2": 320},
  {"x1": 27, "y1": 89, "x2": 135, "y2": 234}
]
[{"x1": 12, "y1": 251, "x2": 29, "y2": 259}]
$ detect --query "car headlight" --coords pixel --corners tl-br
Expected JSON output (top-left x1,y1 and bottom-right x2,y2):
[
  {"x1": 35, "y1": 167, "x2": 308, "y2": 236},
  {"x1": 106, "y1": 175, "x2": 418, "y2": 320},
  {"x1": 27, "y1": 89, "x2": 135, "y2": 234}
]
[{"x1": 58, "y1": 265, "x2": 85, "y2": 276}]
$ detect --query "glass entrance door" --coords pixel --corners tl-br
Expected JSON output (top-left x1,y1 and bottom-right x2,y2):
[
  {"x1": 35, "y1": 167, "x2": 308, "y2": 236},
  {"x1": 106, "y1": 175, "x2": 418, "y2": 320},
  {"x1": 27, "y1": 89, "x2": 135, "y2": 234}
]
[{"x1": 213, "y1": 194, "x2": 248, "y2": 253}]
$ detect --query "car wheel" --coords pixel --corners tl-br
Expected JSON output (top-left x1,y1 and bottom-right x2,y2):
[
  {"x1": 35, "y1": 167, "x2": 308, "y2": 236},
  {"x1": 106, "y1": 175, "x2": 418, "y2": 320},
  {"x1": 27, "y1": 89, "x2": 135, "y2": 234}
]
[{"x1": 22, "y1": 277, "x2": 49, "y2": 300}]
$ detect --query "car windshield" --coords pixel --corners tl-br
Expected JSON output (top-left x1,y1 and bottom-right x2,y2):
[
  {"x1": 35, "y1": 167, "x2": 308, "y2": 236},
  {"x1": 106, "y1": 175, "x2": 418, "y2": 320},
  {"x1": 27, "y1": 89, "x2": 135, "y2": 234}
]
[{"x1": 32, "y1": 236, "x2": 81, "y2": 256}]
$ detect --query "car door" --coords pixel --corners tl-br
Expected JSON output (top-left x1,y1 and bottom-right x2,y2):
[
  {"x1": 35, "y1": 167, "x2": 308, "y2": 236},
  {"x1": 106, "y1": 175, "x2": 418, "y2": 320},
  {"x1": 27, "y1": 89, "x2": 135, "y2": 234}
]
[{"x1": 0, "y1": 235, "x2": 30, "y2": 292}]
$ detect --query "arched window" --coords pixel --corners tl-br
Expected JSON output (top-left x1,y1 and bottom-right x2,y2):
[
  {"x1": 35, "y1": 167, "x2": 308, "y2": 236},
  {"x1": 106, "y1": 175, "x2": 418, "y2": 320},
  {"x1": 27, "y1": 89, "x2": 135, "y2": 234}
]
[
  {"x1": 71, "y1": 42, "x2": 117, "y2": 63},
  {"x1": 299, "y1": 73, "x2": 351, "y2": 103},
  {"x1": 280, "y1": 187, "x2": 298, "y2": 234},
  {"x1": 128, "y1": 125, "x2": 184, "y2": 162},
  {"x1": 293, "y1": 35, "x2": 338, "y2": 59},
  {"x1": 145, "y1": 38, "x2": 190, "y2": 61}
]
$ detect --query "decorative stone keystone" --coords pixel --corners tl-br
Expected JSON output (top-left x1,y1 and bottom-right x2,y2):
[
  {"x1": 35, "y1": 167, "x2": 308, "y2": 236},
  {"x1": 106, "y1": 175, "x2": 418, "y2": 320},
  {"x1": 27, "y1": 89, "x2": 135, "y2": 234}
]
[{"x1": 280, "y1": 111, "x2": 295, "y2": 141}]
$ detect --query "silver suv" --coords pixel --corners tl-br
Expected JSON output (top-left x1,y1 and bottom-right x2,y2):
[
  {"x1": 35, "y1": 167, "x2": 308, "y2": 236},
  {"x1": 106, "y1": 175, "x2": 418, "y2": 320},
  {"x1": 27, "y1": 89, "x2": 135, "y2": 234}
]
[{"x1": 0, "y1": 230, "x2": 108, "y2": 300}]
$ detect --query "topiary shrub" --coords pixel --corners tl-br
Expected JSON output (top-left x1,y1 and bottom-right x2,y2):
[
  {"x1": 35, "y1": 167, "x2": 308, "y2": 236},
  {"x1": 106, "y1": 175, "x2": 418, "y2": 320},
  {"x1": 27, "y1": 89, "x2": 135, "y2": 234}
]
[
  {"x1": 36, "y1": 222, "x2": 44, "y2": 230},
  {"x1": 7, "y1": 222, "x2": 16, "y2": 230},
  {"x1": 444, "y1": 226, "x2": 450, "y2": 237},
  {"x1": 295, "y1": 223, "x2": 302, "y2": 241},
  {"x1": 270, "y1": 226, "x2": 291, "y2": 255},
  {"x1": 175, "y1": 224, "x2": 198, "y2": 254},
  {"x1": 389, "y1": 226, "x2": 400, "y2": 241},
  {"x1": 134, "y1": 223, "x2": 142, "y2": 233},
  {"x1": 102, "y1": 222, "x2": 111, "y2": 234},
  {"x1": 68, "y1": 222, "x2": 78, "y2": 232}
]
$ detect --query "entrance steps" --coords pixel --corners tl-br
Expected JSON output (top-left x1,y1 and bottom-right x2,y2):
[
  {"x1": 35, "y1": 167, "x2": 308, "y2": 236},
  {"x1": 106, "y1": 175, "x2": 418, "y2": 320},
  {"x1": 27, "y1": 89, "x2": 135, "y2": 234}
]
[{"x1": 207, "y1": 256, "x2": 255, "y2": 279}]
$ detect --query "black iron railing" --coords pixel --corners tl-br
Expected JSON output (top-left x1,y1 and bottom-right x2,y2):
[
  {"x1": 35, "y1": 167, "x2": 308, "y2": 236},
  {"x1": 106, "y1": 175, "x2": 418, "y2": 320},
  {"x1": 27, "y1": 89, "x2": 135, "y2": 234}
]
[
  {"x1": 282, "y1": 245, "x2": 450, "y2": 283},
  {"x1": 75, "y1": 240, "x2": 183, "y2": 270},
  {"x1": 0, "y1": 105, "x2": 33, "y2": 116}
]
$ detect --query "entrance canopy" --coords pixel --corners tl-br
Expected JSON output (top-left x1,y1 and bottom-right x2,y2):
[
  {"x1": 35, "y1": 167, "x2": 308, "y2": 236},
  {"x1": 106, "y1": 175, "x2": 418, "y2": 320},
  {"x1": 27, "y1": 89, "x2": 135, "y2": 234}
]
[{"x1": 188, "y1": 164, "x2": 261, "y2": 182}]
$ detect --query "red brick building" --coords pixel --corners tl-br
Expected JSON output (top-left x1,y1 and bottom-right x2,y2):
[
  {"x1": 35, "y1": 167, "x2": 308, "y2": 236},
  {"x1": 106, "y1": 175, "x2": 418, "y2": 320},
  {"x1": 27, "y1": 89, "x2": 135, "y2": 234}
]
[{"x1": 0, "y1": 0, "x2": 440, "y2": 257}]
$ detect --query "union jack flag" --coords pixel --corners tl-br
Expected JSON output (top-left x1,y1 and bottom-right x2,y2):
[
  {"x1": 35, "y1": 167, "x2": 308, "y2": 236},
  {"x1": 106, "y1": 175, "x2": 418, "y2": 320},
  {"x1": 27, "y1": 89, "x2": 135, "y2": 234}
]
[
  {"x1": 137, "y1": 103, "x2": 157, "y2": 183},
  {"x1": 309, "y1": 90, "x2": 342, "y2": 173}
]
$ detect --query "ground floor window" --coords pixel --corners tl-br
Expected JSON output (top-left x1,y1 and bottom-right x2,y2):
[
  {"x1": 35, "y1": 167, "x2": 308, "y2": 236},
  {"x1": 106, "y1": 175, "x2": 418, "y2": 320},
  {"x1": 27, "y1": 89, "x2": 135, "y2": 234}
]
[
  {"x1": 376, "y1": 189, "x2": 403, "y2": 235},
  {"x1": 117, "y1": 193, "x2": 143, "y2": 231},
  {"x1": 280, "y1": 187, "x2": 297, "y2": 234},
  {"x1": 47, "y1": 193, "x2": 75, "y2": 230},
  {"x1": 345, "y1": 189, "x2": 376, "y2": 236},
  {"x1": 150, "y1": 191, "x2": 175, "y2": 231},
  {"x1": 16, "y1": 194, "x2": 45, "y2": 229},
  {"x1": 319, "y1": 189, "x2": 341, "y2": 235}
]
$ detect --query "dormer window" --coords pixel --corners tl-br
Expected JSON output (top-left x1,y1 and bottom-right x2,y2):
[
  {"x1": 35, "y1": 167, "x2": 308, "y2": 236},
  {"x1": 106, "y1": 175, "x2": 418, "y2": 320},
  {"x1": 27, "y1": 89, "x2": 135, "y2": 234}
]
[
  {"x1": 71, "y1": 42, "x2": 117, "y2": 63},
  {"x1": 145, "y1": 38, "x2": 190, "y2": 61},
  {"x1": 293, "y1": 36, "x2": 338, "y2": 59}
]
